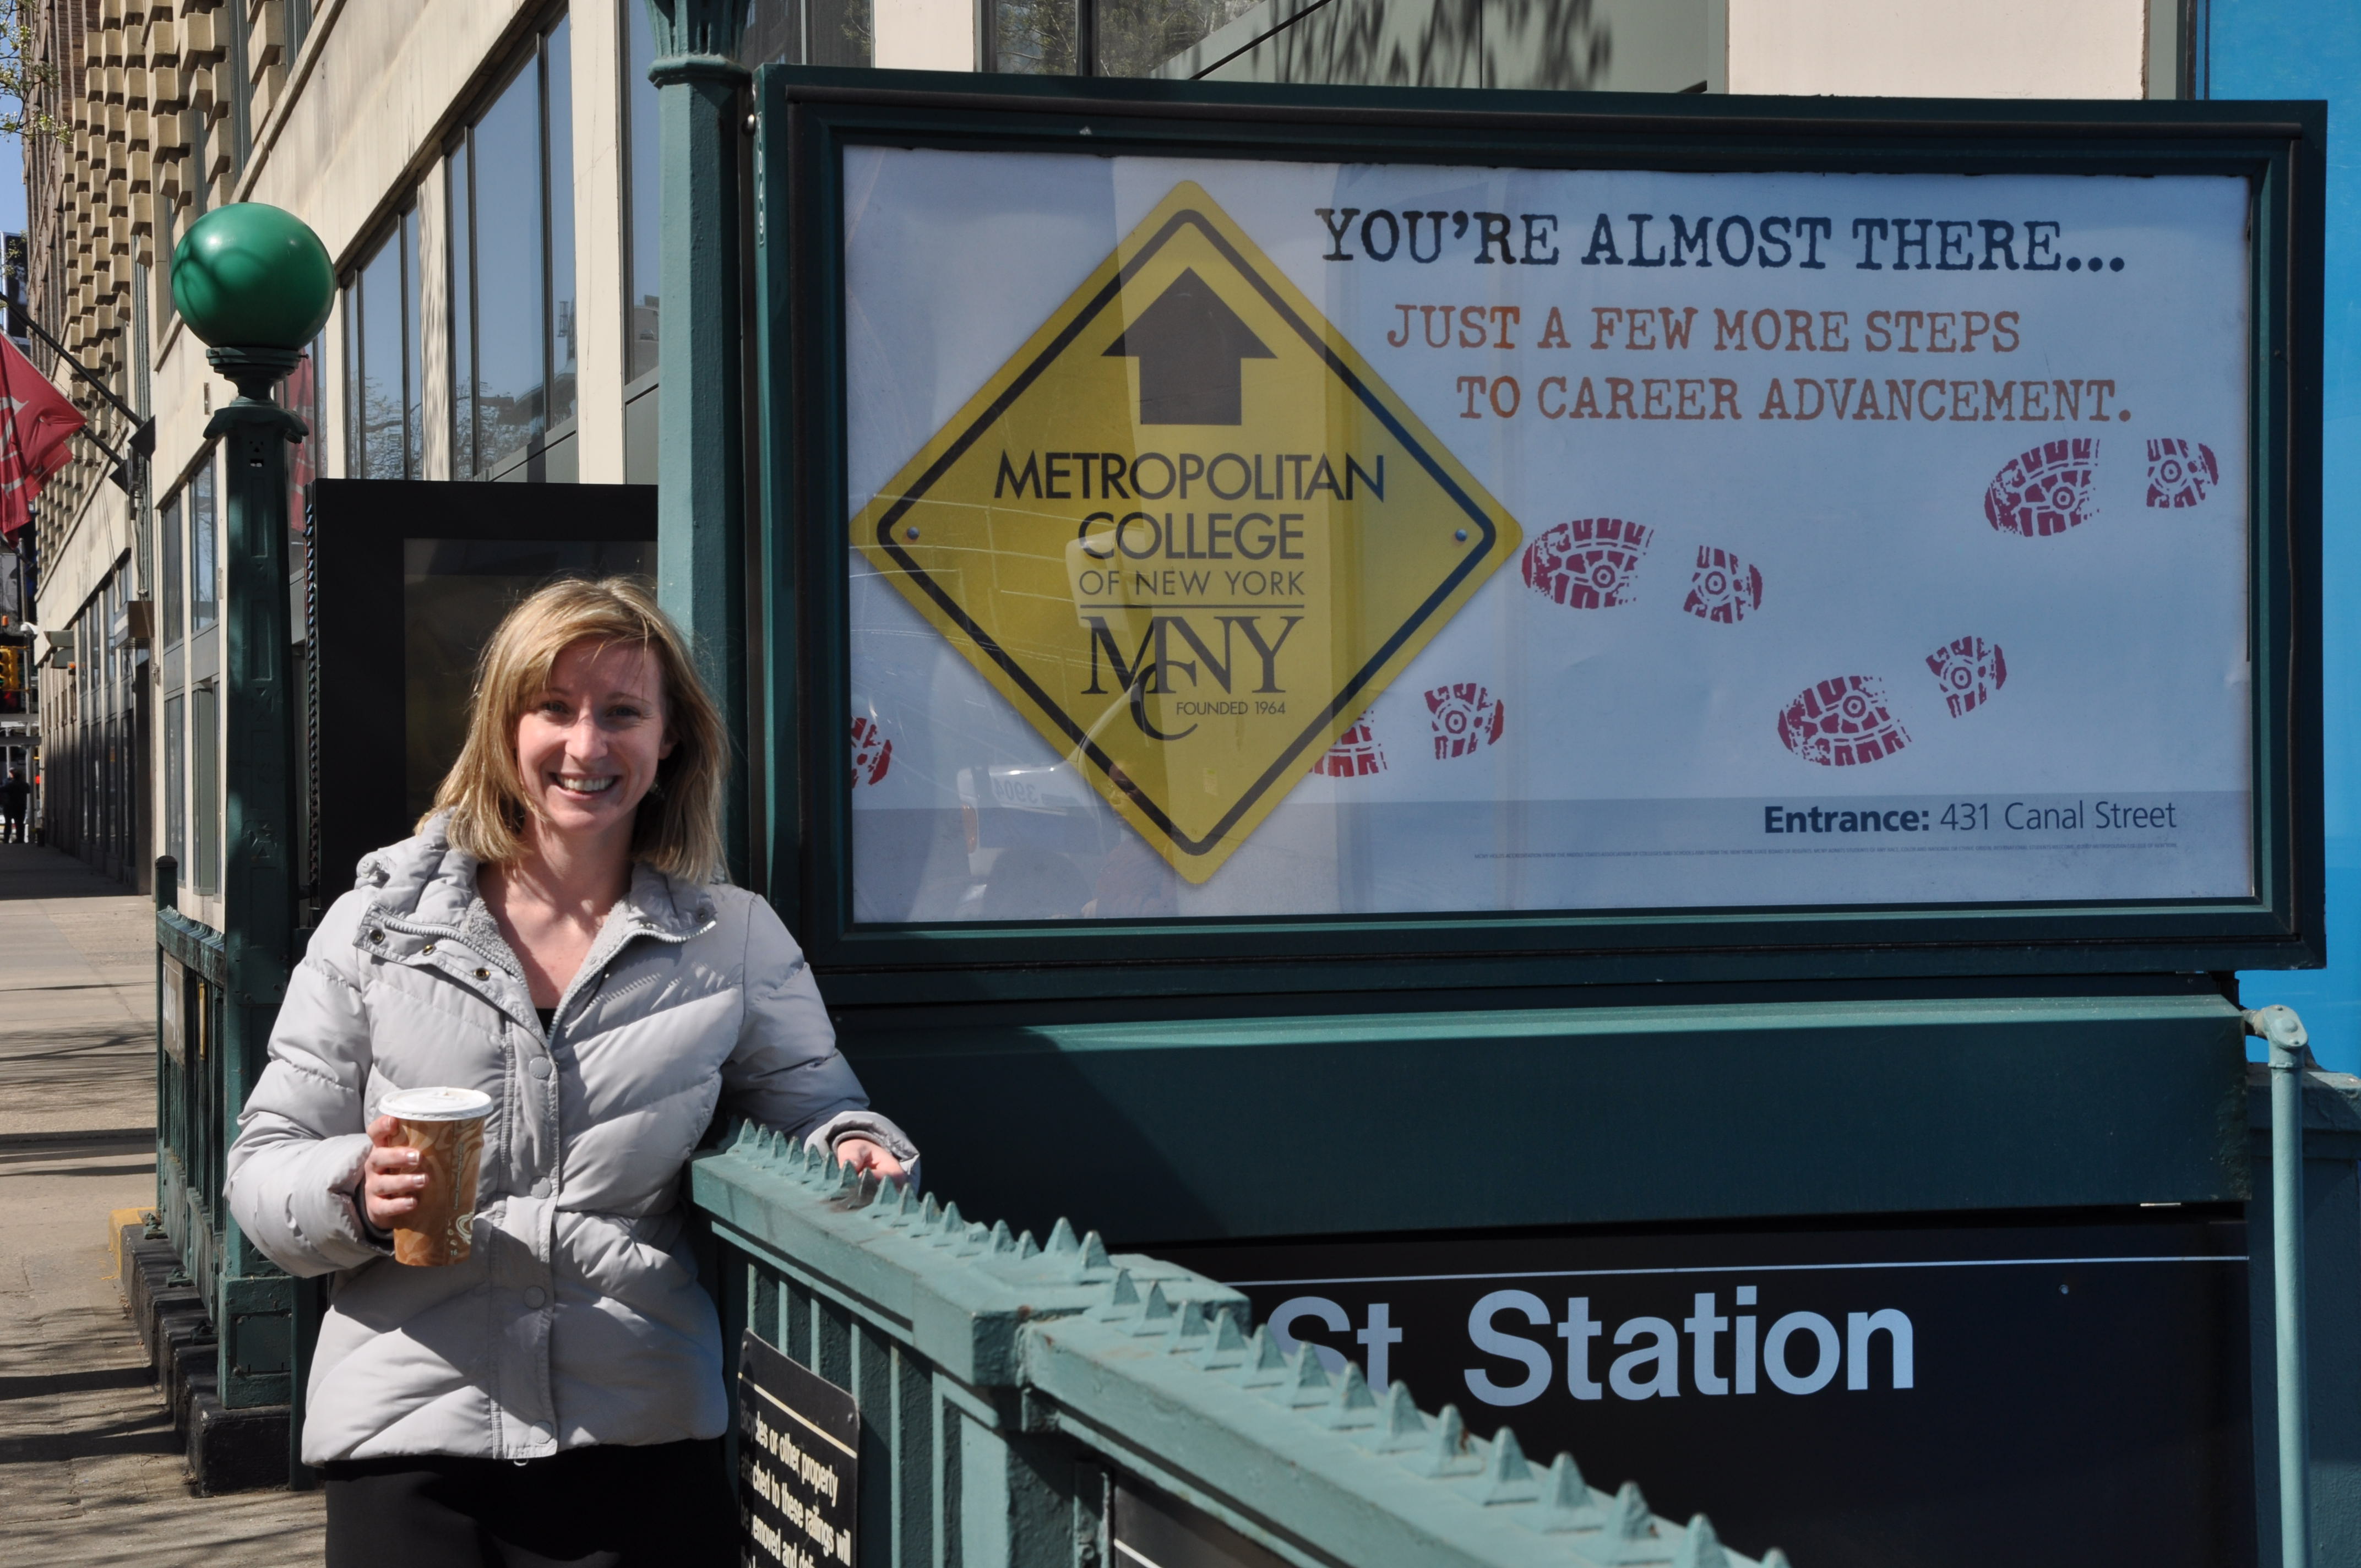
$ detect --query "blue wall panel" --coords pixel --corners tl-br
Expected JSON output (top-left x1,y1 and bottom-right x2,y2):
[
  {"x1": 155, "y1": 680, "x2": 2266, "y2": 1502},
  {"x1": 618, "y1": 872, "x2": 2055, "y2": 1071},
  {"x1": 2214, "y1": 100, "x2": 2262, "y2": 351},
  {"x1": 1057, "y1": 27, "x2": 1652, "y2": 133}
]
[{"x1": 2216, "y1": 0, "x2": 2361, "y2": 1068}]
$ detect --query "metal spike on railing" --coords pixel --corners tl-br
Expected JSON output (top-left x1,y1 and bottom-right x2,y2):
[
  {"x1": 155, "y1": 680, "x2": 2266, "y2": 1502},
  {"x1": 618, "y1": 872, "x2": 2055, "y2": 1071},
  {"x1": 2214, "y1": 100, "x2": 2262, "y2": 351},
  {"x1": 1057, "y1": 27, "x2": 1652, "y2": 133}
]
[
  {"x1": 1016, "y1": 1228, "x2": 1042, "y2": 1259},
  {"x1": 873, "y1": 1178, "x2": 910, "y2": 1222},
  {"x1": 918, "y1": 1192, "x2": 943, "y2": 1230},
  {"x1": 1080, "y1": 1231, "x2": 1112, "y2": 1271},
  {"x1": 838, "y1": 1161, "x2": 864, "y2": 1195},
  {"x1": 1533, "y1": 1452, "x2": 1600, "y2": 1533},
  {"x1": 1466, "y1": 1427, "x2": 1539, "y2": 1507},
  {"x1": 1284, "y1": 1343, "x2": 1331, "y2": 1405},
  {"x1": 1135, "y1": 1281, "x2": 1177, "y2": 1334},
  {"x1": 987, "y1": 1219, "x2": 1017, "y2": 1254},
  {"x1": 1759, "y1": 1551, "x2": 1792, "y2": 1568},
  {"x1": 1045, "y1": 1217, "x2": 1080, "y2": 1255},
  {"x1": 1165, "y1": 1297, "x2": 1211, "y2": 1351},
  {"x1": 1194, "y1": 1306, "x2": 1250, "y2": 1369},
  {"x1": 856, "y1": 1170, "x2": 882, "y2": 1204},
  {"x1": 1411, "y1": 1404, "x2": 1474, "y2": 1477},
  {"x1": 1671, "y1": 1515, "x2": 1729, "y2": 1568},
  {"x1": 1605, "y1": 1482, "x2": 1656, "y2": 1544},
  {"x1": 1368, "y1": 1380, "x2": 1426, "y2": 1451},
  {"x1": 1236, "y1": 1325, "x2": 1289, "y2": 1387},
  {"x1": 938, "y1": 1200, "x2": 962, "y2": 1234},
  {"x1": 731, "y1": 1119, "x2": 759, "y2": 1153},
  {"x1": 1321, "y1": 1362, "x2": 1378, "y2": 1428},
  {"x1": 1105, "y1": 1268, "x2": 1141, "y2": 1310}
]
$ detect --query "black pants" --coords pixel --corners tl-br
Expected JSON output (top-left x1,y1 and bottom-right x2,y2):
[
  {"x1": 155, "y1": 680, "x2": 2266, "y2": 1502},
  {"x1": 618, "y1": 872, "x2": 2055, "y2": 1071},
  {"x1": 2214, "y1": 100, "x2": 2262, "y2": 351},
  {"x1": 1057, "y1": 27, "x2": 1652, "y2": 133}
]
[{"x1": 322, "y1": 1439, "x2": 738, "y2": 1567}]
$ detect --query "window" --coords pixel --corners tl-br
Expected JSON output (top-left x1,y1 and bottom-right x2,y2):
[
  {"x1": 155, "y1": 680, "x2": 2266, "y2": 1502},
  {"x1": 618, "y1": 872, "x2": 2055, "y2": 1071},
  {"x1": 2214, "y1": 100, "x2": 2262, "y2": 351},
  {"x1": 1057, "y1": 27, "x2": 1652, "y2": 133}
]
[
  {"x1": 160, "y1": 492, "x2": 183, "y2": 646},
  {"x1": 744, "y1": 0, "x2": 872, "y2": 68},
  {"x1": 192, "y1": 681, "x2": 218, "y2": 895},
  {"x1": 190, "y1": 105, "x2": 211, "y2": 217},
  {"x1": 286, "y1": 333, "x2": 324, "y2": 532},
  {"x1": 448, "y1": 17, "x2": 576, "y2": 480},
  {"x1": 342, "y1": 207, "x2": 421, "y2": 480},
  {"x1": 985, "y1": 0, "x2": 1260, "y2": 75},
  {"x1": 624, "y1": 1, "x2": 660, "y2": 385},
  {"x1": 191, "y1": 459, "x2": 217, "y2": 631},
  {"x1": 226, "y1": 9, "x2": 253, "y2": 184},
  {"x1": 164, "y1": 692, "x2": 185, "y2": 868}
]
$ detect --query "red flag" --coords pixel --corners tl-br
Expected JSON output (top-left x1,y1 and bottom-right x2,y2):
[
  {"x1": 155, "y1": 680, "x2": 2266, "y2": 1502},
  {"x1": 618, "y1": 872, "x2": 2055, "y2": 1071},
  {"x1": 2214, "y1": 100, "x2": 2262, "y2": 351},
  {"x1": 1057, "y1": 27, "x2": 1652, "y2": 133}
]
[{"x1": 0, "y1": 334, "x2": 85, "y2": 540}]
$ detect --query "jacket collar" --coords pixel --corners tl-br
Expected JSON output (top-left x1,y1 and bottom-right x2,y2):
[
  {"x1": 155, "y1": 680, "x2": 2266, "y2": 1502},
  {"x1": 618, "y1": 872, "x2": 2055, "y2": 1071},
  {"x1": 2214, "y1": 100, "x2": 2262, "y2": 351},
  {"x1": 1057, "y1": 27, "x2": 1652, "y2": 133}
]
[{"x1": 355, "y1": 813, "x2": 719, "y2": 949}]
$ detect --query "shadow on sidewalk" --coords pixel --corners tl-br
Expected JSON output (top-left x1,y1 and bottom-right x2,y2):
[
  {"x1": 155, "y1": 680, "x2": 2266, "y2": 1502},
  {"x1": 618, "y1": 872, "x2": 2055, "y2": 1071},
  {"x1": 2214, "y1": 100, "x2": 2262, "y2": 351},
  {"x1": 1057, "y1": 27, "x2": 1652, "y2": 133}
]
[{"x1": 0, "y1": 842, "x2": 139, "y2": 901}]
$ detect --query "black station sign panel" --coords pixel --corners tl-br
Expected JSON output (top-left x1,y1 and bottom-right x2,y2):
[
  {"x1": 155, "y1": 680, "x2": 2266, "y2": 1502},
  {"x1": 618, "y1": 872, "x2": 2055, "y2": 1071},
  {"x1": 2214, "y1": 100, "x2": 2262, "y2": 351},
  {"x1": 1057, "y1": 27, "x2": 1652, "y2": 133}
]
[
  {"x1": 1113, "y1": 1478, "x2": 1292, "y2": 1568},
  {"x1": 739, "y1": 1330, "x2": 861, "y2": 1568},
  {"x1": 1152, "y1": 1211, "x2": 2251, "y2": 1568}
]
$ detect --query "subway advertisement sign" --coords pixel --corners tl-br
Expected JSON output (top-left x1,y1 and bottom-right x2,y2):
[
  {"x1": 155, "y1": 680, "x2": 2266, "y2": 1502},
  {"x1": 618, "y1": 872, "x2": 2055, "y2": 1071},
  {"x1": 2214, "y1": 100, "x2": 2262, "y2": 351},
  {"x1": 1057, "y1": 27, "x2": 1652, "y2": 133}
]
[
  {"x1": 1155, "y1": 1211, "x2": 2251, "y2": 1568},
  {"x1": 765, "y1": 81, "x2": 2319, "y2": 979}
]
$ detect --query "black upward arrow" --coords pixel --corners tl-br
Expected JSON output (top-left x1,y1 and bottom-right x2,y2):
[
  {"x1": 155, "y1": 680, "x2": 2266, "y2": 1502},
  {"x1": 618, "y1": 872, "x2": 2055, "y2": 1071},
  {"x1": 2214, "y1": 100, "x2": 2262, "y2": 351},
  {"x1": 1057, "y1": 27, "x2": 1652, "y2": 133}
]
[{"x1": 1102, "y1": 268, "x2": 1274, "y2": 426}]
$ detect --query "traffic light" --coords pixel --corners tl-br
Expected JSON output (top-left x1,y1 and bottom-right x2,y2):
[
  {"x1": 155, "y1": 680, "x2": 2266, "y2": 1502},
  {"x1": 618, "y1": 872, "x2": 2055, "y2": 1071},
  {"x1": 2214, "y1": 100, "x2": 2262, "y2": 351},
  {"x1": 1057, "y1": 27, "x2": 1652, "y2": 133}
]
[{"x1": 0, "y1": 645, "x2": 19, "y2": 715}]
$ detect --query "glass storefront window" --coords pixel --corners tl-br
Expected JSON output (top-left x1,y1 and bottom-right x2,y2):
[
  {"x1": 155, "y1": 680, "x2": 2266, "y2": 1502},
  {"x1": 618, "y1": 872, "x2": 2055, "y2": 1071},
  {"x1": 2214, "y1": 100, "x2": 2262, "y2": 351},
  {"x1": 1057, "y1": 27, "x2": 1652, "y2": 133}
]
[
  {"x1": 344, "y1": 209, "x2": 419, "y2": 481},
  {"x1": 165, "y1": 692, "x2": 185, "y2": 868},
  {"x1": 450, "y1": 17, "x2": 575, "y2": 479},
  {"x1": 191, "y1": 459, "x2": 217, "y2": 632},
  {"x1": 624, "y1": 0, "x2": 660, "y2": 385},
  {"x1": 160, "y1": 493, "x2": 183, "y2": 647},
  {"x1": 192, "y1": 681, "x2": 218, "y2": 895}
]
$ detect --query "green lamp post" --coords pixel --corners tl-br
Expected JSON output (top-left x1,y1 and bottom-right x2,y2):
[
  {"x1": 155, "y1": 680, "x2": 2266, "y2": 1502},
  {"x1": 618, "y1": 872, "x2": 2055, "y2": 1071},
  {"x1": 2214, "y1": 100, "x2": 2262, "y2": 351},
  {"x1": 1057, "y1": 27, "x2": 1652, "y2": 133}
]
[{"x1": 168, "y1": 202, "x2": 333, "y2": 1469}]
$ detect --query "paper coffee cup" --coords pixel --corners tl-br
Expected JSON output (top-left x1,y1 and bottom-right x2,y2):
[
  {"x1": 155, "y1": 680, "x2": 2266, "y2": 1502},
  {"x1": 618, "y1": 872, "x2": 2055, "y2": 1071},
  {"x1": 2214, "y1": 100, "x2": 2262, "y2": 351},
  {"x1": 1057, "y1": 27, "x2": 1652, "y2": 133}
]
[{"x1": 379, "y1": 1086, "x2": 493, "y2": 1267}]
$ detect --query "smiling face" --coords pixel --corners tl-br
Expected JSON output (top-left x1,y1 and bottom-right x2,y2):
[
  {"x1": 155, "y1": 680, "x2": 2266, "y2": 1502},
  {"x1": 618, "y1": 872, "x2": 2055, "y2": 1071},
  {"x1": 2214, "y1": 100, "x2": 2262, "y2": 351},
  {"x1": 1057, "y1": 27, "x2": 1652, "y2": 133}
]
[{"x1": 514, "y1": 639, "x2": 676, "y2": 852}]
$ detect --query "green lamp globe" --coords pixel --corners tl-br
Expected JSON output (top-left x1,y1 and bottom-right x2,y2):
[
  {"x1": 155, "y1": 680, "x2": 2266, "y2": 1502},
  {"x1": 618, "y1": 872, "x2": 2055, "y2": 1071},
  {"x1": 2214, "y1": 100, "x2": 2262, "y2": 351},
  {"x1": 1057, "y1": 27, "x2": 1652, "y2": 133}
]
[{"x1": 170, "y1": 203, "x2": 335, "y2": 351}]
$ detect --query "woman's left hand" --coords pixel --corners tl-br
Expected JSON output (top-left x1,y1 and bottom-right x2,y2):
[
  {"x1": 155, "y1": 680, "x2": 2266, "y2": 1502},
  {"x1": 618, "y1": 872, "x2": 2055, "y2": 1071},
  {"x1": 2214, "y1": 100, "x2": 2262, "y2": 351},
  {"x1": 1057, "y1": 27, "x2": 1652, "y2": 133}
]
[{"x1": 835, "y1": 1137, "x2": 906, "y2": 1183}]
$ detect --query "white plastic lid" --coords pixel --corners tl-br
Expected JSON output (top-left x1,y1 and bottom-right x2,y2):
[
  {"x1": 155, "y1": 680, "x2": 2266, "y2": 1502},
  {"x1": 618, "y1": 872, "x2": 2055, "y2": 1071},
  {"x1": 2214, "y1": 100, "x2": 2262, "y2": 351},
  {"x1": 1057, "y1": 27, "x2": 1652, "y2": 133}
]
[{"x1": 379, "y1": 1086, "x2": 493, "y2": 1122}]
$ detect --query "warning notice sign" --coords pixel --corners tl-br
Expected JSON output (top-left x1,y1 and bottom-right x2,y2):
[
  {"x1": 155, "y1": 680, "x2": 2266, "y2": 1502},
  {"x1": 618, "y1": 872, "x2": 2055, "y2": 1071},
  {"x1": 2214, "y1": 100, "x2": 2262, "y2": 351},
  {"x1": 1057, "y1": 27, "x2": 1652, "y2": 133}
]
[{"x1": 851, "y1": 182, "x2": 1523, "y2": 883}]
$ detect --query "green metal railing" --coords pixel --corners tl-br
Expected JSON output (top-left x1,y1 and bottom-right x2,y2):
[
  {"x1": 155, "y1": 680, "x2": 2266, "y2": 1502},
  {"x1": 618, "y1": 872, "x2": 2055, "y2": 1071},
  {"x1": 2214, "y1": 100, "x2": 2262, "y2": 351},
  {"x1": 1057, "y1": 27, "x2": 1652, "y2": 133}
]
[
  {"x1": 153, "y1": 852, "x2": 301, "y2": 1421},
  {"x1": 693, "y1": 1121, "x2": 1786, "y2": 1568}
]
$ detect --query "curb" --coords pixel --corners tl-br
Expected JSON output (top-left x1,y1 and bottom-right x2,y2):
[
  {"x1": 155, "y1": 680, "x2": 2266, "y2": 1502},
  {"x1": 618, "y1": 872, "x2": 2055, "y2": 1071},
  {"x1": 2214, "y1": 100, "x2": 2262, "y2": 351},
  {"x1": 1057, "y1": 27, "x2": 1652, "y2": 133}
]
[{"x1": 0, "y1": 1126, "x2": 155, "y2": 1148}]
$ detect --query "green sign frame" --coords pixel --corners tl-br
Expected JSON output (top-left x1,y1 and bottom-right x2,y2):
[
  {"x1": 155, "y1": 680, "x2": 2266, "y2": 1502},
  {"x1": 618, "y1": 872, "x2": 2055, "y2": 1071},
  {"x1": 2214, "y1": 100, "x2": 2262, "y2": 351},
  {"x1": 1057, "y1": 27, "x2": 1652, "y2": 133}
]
[{"x1": 752, "y1": 68, "x2": 2324, "y2": 1008}]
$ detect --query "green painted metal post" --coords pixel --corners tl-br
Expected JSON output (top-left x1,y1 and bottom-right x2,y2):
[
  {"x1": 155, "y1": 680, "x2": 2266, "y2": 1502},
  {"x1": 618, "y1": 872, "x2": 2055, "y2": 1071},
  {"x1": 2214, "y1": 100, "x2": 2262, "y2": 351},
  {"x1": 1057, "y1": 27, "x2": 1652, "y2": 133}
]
[
  {"x1": 171, "y1": 204, "x2": 335, "y2": 1426},
  {"x1": 2250, "y1": 1004, "x2": 2315, "y2": 1568},
  {"x1": 644, "y1": 0, "x2": 750, "y2": 880},
  {"x1": 209, "y1": 346, "x2": 308, "y2": 1409}
]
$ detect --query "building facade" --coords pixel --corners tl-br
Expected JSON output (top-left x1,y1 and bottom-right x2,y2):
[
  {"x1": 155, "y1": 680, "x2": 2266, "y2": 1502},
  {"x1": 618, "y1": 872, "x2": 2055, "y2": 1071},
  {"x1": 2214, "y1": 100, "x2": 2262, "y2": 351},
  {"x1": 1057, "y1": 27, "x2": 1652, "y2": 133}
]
[{"x1": 14, "y1": 0, "x2": 2191, "y2": 921}]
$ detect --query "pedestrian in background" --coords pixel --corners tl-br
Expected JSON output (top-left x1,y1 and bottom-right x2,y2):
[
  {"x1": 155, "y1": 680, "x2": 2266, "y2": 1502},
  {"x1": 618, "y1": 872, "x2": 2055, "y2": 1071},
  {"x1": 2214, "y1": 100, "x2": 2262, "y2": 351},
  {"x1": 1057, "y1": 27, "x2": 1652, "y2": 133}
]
[
  {"x1": 0, "y1": 767, "x2": 28, "y2": 842},
  {"x1": 224, "y1": 577, "x2": 918, "y2": 1567}
]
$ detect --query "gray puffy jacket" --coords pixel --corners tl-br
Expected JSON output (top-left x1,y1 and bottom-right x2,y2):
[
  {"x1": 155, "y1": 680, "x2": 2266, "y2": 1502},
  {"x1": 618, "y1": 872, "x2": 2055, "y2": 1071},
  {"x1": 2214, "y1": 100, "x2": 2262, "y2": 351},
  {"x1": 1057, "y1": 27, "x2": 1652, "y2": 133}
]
[{"x1": 225, "y1": 816, "x2": 916, "y2": 1465}]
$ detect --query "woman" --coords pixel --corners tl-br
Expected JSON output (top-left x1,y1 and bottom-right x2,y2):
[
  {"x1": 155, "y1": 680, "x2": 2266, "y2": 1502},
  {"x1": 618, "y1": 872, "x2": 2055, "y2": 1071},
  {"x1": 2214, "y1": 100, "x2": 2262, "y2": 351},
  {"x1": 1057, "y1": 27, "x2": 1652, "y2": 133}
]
[{"x1": 226, "y1": 577, "x2": 916, "y2": 1566}]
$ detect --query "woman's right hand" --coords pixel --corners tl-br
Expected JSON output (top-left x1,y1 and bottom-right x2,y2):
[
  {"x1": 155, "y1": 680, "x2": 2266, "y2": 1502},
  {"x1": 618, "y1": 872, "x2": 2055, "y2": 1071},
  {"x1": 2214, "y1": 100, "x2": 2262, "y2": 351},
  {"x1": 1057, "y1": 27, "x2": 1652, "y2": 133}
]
[{"x1": 362, "y1": 1116, "x2": 427, "y2": 1231}]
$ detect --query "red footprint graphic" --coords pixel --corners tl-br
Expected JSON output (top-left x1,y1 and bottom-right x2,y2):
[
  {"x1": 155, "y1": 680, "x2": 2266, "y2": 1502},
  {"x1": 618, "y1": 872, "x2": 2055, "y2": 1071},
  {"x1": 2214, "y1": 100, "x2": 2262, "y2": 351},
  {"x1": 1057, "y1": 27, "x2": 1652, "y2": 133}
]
[
  {"x1": 2146, "y1": 439, "x2": 2218, "y2": 509},
  {"x1": 1683, "y1": 547, "x2": 1764, "y2": 625},
  {"x1": 1313, "y1": 717, "x2": 1386, "y2": 778},
  {"x1": 1926, "y1": 636, "x2": 2007, "y2": 718},
  {"x1": 1985, "y1": 439, "x2": 2097, "y2": 537},
  {"x1": 1521, "y1": 518, "x2": 1652, "y2": 608},
  {"x1": 850, "y1": 717, "x2": 893, "y2": 786},
  {"x1": 1778, "y1": 677, "x2": 1909, "y2": 766},
  {"x1": 1426, "y1": 684, "x2": 1506, "y2": 760}
]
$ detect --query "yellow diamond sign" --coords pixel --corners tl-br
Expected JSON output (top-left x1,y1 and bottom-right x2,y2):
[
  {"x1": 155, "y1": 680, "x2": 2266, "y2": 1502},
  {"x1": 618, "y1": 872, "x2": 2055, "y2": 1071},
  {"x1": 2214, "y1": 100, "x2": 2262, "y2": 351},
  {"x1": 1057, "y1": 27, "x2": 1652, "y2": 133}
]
[{"x1": 855, "y1": 182, "x2": 1524, "y2": 884}]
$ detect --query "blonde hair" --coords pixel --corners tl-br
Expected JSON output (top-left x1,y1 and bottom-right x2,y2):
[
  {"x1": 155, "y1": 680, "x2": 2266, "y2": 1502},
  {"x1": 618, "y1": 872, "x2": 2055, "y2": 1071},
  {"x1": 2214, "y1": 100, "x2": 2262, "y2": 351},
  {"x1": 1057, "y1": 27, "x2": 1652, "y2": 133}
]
[{"x1": 425, "y1": 576, "x2": 727, "y2": 881}]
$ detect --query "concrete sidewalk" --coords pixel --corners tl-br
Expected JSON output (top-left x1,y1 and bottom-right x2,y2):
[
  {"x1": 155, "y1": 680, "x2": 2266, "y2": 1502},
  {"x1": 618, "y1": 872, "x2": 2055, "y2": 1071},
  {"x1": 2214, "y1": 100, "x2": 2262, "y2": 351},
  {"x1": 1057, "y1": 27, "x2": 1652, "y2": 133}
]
[
  {"x1": 0, "y1": 841, "x2": 157, "y2": 1140},
  {"x1": 0, "y1": 845, "x2": 325, "y2": 1560}
]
